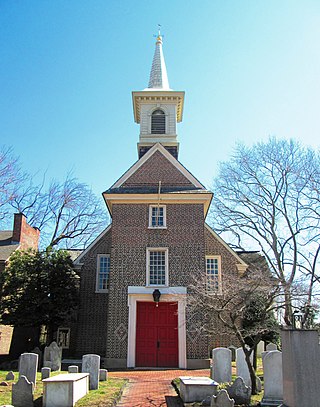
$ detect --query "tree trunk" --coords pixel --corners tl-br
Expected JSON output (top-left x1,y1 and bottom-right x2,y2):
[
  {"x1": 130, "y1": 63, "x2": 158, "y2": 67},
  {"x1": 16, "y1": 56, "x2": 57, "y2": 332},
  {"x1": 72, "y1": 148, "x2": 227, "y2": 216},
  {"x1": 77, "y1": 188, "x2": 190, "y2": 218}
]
[{"x1": 244, "y1": 346, "x2": 257, "y2": 395}]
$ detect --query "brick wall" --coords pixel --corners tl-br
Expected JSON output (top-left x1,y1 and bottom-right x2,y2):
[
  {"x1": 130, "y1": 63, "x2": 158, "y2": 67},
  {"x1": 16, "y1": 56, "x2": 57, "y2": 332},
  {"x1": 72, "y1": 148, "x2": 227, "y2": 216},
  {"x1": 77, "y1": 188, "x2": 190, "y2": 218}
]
[{"x1": 12, "y1": 213, "x2": 40, "y2": 250}]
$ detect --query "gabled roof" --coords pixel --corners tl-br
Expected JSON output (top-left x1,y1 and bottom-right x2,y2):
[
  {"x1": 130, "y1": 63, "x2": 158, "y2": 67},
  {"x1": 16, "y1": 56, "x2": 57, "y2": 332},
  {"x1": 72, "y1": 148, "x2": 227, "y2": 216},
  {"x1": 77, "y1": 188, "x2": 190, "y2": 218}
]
[
  {"x1": 74, "y1": 224, "x2": 111, "y2": 265},
  {"x1": 105, "y1": 143, "x2": 207, "y2": 194},
  {"x1": 0, "y1": 230, "x2": 19, "y2": 262}
]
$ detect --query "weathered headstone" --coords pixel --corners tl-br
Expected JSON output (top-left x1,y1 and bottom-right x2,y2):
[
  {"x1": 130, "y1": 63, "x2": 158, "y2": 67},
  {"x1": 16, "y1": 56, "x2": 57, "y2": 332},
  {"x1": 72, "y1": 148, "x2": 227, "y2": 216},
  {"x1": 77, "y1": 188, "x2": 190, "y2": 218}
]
[
  {"x1": 266, "y1": 342, "x2": 277, "y2": 351},
  {"x1": 68, "y1": 365, "x2": 79, "y2": 373},
  {"x1": 281, "y1": 329, "x2": 320, "y2": 407},
  {"x1": 236, "y1": 348, "x2": 251, "y2": 387},
  {"x1": 99, "y1": 368, "x2": 108, "y2": 381},
  {"x1": 211, "y1": 389, "x2": 235, "y2": 407},
  {"x1": 43, "y1": 341, "x2": 62, "y2": 371},
  {"x1": 261, "y1": 350, "x2": 269, "y2": 362},
  {"x1": 261, "y1": 350, "x2": 283, "y2": 406},
  {"x1": 82, "y1": 354, "x2": 100, "y2": 390},
  {"x1": 257, "y1": 340, "x2": 265, "y2": 357},
  {"x1": 211, "y1": 348, "x2": 232, "y2": 383},
  {"x1": 5, "y1": 371, "x2": 15, "y2": 381},
  {"x1": 19, "y1": 352, "x2": 38, "y2": 388},
  {"x1": 41, "y1": 367, "x2": 51, "y2": 380},
  {"x1": 227, "y1": 377, "x2": 251, "y2": 406},
  {"x1": 31, "y1": 346, "x2": 43, "y2": 369},
  {"x1": 12, "y1": 375, "x2": 34, "y2": 407}
]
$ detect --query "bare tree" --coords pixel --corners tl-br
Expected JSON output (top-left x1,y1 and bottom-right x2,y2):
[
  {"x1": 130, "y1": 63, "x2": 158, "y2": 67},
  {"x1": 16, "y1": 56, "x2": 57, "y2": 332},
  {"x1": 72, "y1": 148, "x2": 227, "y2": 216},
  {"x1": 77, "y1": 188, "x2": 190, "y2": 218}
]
[
  {"x1": 0, "y1": 146, "x2": 23, "y2": 222},
  {"x1": 11, "y1": 175, "x2": 107, "y2": 250},
  {"x1": 188, "y1": 254, "x2": 280, "y2": 395},
  {"x1": 209, "y1": 138, "x2": 320, "y2": 325}
]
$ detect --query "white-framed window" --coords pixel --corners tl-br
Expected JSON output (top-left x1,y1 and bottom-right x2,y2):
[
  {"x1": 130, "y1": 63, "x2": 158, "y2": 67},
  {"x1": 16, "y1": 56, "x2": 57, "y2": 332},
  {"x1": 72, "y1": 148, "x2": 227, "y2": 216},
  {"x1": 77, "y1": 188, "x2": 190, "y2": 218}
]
[
  {"x1": 206, "y1": 256, "x2": 221, "y2": 292},
  {"x1": 96, "y1": 254, "x2": 110, "y2": 292},
  {"x1": 146, "y1": 248, "x2": 169, "y2": 287},
  {"x1": 57, "y1": 327, "x2": 70, "y2": 349},
  {"x1": 149, "y1": 205, "x2": 166, "y2": 228}
]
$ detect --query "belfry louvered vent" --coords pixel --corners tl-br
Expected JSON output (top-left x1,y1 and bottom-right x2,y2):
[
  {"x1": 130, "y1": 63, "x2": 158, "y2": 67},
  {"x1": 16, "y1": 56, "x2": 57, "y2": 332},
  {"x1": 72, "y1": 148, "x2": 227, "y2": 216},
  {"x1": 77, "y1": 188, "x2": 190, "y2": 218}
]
[{"x1": 151, "y1": 109, "x2": 165, "y2": 134}]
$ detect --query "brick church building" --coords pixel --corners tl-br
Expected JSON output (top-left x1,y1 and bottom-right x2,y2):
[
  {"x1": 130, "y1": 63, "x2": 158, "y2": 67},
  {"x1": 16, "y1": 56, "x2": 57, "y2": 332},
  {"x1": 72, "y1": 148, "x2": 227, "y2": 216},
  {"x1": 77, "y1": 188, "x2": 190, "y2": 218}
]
[{"x1": 73, "y1": 34, "x2": 248, "y2": 369}]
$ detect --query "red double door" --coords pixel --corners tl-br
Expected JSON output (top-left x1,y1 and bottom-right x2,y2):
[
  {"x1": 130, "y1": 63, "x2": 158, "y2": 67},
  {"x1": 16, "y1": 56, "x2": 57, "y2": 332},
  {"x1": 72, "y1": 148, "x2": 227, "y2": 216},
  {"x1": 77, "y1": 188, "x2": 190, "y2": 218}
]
[{"x1": 136, "y1": 301, "x2": 178, "y2": 367}]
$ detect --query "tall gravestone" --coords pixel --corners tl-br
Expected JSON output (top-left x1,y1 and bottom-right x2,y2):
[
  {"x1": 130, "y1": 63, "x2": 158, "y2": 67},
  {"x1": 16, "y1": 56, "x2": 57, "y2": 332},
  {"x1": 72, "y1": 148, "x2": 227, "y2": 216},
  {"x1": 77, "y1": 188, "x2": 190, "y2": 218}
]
[
  {"x1": 43, "y1": 341, "x2": 62, "y2": 371},
  {"x1": 266, "y1": 343, "x2": 277, "y2": 351},
  {"x1": 19, "y1": 352, "x2": 38, "y2": 388},
  {"x1": 12, "y1": 375, "x2": 34, "y2": 407},
  {"x1": 261, "y1": 350, "x2": 283, "y2": 406},
  {"x1": 281, "y1": 329, "x2": 320, "y2": 407},
  {"x1": 211, "y1": 348, "x2": 232, "y2": 383},
  {"x1": 236, "y1": 348, "x2": 251, "y2": 387},
  {"x1": 82, "y1": 354, "x2": 100, "y2": 390}
]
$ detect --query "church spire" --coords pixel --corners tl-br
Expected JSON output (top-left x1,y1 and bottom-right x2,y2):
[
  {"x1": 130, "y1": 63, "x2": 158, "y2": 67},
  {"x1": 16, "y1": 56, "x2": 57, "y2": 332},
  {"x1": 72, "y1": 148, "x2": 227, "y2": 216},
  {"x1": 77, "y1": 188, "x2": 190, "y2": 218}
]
[{"x1": 147, "y1": 28, "x2": 170, "y2": 90}]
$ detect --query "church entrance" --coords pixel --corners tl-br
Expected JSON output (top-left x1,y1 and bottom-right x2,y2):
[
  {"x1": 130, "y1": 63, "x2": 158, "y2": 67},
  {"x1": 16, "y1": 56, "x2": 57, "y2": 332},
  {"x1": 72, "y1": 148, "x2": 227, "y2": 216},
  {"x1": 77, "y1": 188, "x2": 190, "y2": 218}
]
[{"x1": 135, "y1": 301, "x2": 178, "y2": 367}]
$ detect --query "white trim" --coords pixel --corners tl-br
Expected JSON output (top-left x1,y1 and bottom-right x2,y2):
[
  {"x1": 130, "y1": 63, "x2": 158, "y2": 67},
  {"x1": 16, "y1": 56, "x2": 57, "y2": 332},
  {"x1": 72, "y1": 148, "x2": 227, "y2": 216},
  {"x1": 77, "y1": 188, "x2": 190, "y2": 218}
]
[
  {"x1": 74, "y1": 224, "x2": 111, "y2": 265},
  {"x1": 127, "y1": 286, "x2": 187, "y2": 368},
  {"x1": 95, "y1": 254, "x2": 110, "y2": 293},
  {"x1": 148, "y1": 205, "x2": 167, "y2": 228},
  {"x1": 205, "y1": 223, "x2": 248, "y2": 270},
  {"x1": 146, "y1": 247, "x2": 169, "y2": 287},
  {"x1": 206, "y1": 255, "x2": 222, "y2": 294},
  {"x1": 110, "y1": 143, "x2": 205, "y2": 190}
]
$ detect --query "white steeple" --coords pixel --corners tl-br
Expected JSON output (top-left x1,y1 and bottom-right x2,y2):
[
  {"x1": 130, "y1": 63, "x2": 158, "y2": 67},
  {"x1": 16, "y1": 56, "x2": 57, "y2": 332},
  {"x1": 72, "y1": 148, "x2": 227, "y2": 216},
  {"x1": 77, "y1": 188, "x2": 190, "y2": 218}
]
[
  {"x1": 147, "y1": 34, "x2": 170, "y2": 90},
  {"x1": 132, "y1": 32, "x2": 185, "y2": 159}
]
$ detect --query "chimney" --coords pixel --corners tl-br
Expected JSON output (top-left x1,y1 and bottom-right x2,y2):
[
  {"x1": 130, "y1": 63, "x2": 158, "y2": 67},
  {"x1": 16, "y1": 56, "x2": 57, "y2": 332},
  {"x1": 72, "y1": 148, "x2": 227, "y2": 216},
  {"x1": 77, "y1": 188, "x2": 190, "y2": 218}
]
[{"x1": 12, "y1": 213, "x2": 40, "y2": 250}]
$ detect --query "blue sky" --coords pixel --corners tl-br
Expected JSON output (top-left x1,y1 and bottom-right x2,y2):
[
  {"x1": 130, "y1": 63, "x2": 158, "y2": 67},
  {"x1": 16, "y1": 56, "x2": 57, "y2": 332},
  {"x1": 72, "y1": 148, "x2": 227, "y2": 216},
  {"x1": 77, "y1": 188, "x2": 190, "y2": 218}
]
[{"x1": 1, "y1": 0, "x2": 320, "y2": 200}]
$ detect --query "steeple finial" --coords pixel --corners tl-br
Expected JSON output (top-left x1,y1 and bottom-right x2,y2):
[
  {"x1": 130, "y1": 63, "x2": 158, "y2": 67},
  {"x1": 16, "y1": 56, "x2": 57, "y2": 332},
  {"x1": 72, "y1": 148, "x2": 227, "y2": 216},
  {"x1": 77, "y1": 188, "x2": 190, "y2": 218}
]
[{"x1": 148, "y1": 26, "x2": 170, "y2": 90}]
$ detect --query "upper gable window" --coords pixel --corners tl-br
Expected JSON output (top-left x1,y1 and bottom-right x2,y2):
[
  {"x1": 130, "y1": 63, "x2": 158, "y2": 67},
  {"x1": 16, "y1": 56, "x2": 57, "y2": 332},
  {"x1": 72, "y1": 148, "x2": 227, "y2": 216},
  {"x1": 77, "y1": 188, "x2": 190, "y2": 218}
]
[
  {"x1": 206, "y1": 256, "x2": 222, "y2": 292},
  {"x1": 151, "y1": 109, "x2": 165, "y2": 134},
  {"x1": 96, "y1": 254, "x2": 110, "y2": 292},
  {"x1": 149, "y1": 205, "x2": 166, "y2": 228}
]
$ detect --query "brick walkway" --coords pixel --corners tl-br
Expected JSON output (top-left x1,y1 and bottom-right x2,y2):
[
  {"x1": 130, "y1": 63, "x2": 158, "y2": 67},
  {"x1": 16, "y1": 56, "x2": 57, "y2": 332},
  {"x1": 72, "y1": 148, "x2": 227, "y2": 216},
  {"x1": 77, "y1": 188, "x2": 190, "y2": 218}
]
[{"x1": 109, "y1": 369, "x2": 210, "y2": 407}]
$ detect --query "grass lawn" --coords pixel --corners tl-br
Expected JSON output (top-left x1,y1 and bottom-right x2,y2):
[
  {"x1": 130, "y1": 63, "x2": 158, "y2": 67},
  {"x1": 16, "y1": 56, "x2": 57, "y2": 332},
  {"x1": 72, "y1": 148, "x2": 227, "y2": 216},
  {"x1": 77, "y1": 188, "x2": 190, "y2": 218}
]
[{"x1": 0, "y1": 370, "x2": 127, "y2": 407}]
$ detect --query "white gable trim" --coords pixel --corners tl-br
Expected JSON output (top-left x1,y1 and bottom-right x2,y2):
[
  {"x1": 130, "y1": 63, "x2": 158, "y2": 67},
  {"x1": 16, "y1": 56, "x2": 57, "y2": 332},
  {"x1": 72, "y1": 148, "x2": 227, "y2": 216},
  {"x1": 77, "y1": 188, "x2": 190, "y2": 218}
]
[
  {"x1": 110, "y1": 143, "x2": 205, "y2": 190},
  {"x1": 74, "y1": 224, "x2": 112, "y2": 265},
  {"x1": 204, "y1": 223, "x2": 248, "y2": 268}
]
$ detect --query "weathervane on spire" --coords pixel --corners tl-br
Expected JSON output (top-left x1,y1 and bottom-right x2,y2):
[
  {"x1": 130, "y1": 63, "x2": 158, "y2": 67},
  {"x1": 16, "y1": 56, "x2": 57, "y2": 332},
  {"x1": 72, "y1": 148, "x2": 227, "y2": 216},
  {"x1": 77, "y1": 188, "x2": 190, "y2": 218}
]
[{"x1": 154, "y1": 24, "x2": 163, "y2": 42}]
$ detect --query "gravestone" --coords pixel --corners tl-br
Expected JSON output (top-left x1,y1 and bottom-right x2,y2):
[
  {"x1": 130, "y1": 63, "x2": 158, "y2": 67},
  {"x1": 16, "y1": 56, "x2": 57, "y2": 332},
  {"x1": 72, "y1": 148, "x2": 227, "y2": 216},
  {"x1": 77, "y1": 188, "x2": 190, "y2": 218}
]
[
  {"x1": 227, "y1": 377, "x2": 251, "y2": 406},
  {"x1": 211, "y1": 348, "x2": 232, "y2": 383},
  {"x1": 261, "y1": 351, "x2": 269, "y2": 362},
  {"x1": 41, "y1": 367, "x2": 51, "y2": 380},
  {"x1": 99, "y1": 368, "x2": 108, "y2": 381},
  {"x1": 12, "y1": 375, "x2": 34, "y2": 407},
  {"x1": 31, "y1": 346, "x2": 43, "y2": 369},
  {"x1": 19, "y1": 352, "x2": 38, "y2": 388},
  {"x1": 82, "y1": 354, "x2": 100, "y2": 390},
  {"x1": 236, "y1": 348, "x2": 251, "y2": 387},
  {"x1": 211, "y1": 389, "x2": 235, "y2": 407},
  {"x1": 257, "y1": 340, "x2": 264, "y2": 357},
  {"x1": 5, "y1": 371, "x2": 15, "y2": 381},
  {"x1": 266, "y1": 342, "x2": 277, "y2": 351},
  {"x1": 261, "y1": 350, "x2": 283, "y2": 406},
  {"x1": 69, "y1": 365, "x2": 79, "y2": 373},
  {"x1": 281, "y1": 329, "x2": 320, "y2": 407},
  {"x1": 43, "y1": 341, "x2": 62, "y2": 371}
]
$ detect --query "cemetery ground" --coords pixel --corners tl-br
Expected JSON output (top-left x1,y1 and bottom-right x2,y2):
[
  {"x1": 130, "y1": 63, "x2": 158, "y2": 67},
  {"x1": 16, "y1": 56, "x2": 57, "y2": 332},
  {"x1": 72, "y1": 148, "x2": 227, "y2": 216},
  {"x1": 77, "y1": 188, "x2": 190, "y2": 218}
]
[
  {"x1": 0, "y1": 359, "x2": 264, "y2": 406},
  {"x1": 0, "y1": 370, "x2": 127, "y2": 406}
]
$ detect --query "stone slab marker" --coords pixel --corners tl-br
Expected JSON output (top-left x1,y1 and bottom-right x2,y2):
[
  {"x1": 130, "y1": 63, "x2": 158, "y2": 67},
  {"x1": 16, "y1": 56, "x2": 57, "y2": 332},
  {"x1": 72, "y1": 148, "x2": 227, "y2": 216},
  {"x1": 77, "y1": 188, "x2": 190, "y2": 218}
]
[
  {"x1": 211, "y1": 347, "x2": 232, "y2": 383},
  {"x1": 82, "y1": 354, "x2": 100, "y2": 390},
  {"x1": 12, "y1": 375, "x2": 34, "y2": 407},
  {"x1": 281, "y1": 329, "x2": 320, "y2": 407},
  {"x1": 99, "y1": 368, "x2": 108, "y2": 381},
  {"x1": 19, "y1": 352, "x2": 38, "y2": 388},
  {"x1": 43, "y1": 341, "x2": 62, "y2": 371},
  {"x1": 5, "y1": 371, "x2": 15, "y2": 381},
  {"x1": 256, "y1": 340, "x2": 264, "y2": 357},
  {"x1": 68, "y1": 365, "x2": 79, "y2": 373},
  {"x1": 211, "y1": 389, "x2": 235, "y2": 407},
  {"x1": 236, "y1": 348, "x2": 251, "y2": 387},
  {"x1": 41, "y1": 367, "x2": 51, "y2": 380},
  {"x1": 266, "y1": 342, "x2": 277, "y2": 351},
  {"x1": 227, "y1": 377, "x2": 251, "y2": 406},
  {"x1": 261, "y1": 350, "x2": 283, "y2": 406}
]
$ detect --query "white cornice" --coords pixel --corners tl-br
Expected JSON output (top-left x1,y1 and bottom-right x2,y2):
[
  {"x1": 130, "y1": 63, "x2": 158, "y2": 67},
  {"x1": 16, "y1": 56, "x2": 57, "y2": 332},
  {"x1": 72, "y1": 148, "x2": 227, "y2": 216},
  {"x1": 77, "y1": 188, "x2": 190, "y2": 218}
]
[
  {"x1": 204, "y1": 223, "x2": 248, "y2": 273},
  {"x1": 110, "y1": 142, "x2": 205, "y2": 190},
  {"x1": 74, "y1": 224, "x2": 112, "y2": 265},
  {"x1": 132, "y1": 91, "x2": 185, "y2": 123}
]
